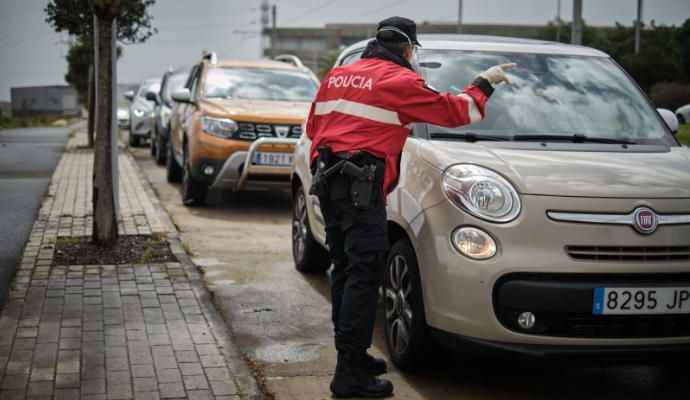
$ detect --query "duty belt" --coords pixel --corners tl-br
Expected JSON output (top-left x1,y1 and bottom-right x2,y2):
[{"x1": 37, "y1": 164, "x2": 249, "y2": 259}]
[{"x1": 308, "y1": 148, "x2": 385, "y2": 199}]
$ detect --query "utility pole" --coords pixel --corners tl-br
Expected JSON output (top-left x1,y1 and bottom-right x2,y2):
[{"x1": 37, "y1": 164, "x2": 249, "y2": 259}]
[
  {"x1": 634, "y1": 0, "x2": 643, "y2": 54},
  {"x1": 271, "y1": 5, "x2": 277, "y2": 58},
  {"x1": 260, "y1": 0, "x2": 269, "y2": 57},
  {"x1": 571, "y1": 0, "x2": 583, "y2": 45},
  {"x1": 457, "y1": 0, "x2": 463, "y2": 34},
  {"x1": 556, "y1": 0, "x2": 562, "y2": 42}
]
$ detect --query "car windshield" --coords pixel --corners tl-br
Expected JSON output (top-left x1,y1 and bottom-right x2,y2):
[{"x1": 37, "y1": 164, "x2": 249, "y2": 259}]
[
  {"x1": 162, "y1": 73, "x2": 188, "y2": 103},
  {"x1": 419, "y1": 50, "x2": 676, "y2": 146},
  {"x1": 203, "y1": 67, "x2": 318, "y2": 102},
  {"x1": 137, "y1": 81, "x2": 160, "y2": 98}
]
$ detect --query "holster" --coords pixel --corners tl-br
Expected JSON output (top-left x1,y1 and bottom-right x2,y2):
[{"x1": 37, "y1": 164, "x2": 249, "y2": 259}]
[
  {"x1": 339, "y1": 152, "x2": 385, "y2": 210},
  {"x1": 309, "y1": 147, "x2": 338, "y2": 198}
]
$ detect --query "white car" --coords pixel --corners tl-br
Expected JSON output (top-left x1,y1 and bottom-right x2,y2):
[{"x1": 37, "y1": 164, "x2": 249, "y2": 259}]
[
  {"x1": 291, "y1": 34, "x2": 689, "y2": 369},
  {"x1": 676, "y1": 104, "x2": 690, "y2": 125}
]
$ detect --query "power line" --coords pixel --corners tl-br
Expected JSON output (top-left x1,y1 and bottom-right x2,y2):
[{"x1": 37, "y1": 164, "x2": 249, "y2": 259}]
[{"x1": 283, "y1": 0, "x2": 340, "y2": 24}]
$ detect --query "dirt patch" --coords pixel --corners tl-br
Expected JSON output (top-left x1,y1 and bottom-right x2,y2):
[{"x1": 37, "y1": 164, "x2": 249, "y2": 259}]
[{"x1": 53, "y1": 234, "x2": 177, "y2": 265}]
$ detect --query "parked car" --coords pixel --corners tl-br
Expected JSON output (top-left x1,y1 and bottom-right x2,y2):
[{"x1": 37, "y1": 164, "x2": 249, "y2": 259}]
[
  {"x1": 167, "y1": 52, "x2": 319, "y2": 206},
  {"x1": 147, "y1": 67, "x2": 189, "y2": 165},
  {"x1": 291, "y1": 34, "x2": 689, "y2": 369},
  {"x1": 125, "y1": 78, "x2": 161, "y2": 146},
  {"x1": 116, "y1": 107, "x2": 130, "y2": 130},
  {"x1": 676, "y1": 104, "x2": 690, "y2": 125}
]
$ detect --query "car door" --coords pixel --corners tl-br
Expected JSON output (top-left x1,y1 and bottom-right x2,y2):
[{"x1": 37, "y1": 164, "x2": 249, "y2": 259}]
[{"x1": 172, "y1": 64, "x2": 200, "y2": 162}]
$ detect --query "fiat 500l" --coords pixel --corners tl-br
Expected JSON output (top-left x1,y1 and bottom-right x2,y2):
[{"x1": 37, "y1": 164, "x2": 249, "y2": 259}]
[{"x1": 290, "y1": 35, "x2": 690, "y2": 369}]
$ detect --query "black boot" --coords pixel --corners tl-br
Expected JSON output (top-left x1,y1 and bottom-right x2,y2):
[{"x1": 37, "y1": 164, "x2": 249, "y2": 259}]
[
  {"x1": 330, "y1": 352, "x2": 393, "y2": 398},
  {"x1": 363, "y1": 353, "x2": 387, "y2": 376}
]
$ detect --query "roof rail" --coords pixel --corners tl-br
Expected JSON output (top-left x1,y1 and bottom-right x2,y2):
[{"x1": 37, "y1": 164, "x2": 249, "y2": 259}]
[
  {"x1": 202, "y1": 51, "x2": 218, "y2": 65},
  {"x1": 274, "y1": 54, "x2": 305, "y2": 69}
]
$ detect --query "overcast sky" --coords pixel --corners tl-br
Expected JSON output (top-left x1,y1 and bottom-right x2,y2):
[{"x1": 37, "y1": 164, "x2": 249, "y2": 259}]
[{"x1": 1, "y1": 0, "x2": 689, "y2": 101}]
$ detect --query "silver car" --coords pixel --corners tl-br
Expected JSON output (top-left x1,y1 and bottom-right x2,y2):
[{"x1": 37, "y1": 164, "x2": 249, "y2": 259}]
[
  {"x1": 125, "y1": 78, "x2": 161, "y2": 146},
  {"x1": 291, "y1": 34, "x2": 689, "y2": 369}
]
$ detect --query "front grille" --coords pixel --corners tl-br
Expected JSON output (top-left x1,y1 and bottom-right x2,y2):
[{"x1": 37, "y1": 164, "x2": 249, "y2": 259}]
[
  {"x1": 233, "y1": 122, "x2": 301, "y2": 141},
  {"x1": 561, "y1": 314, "x2": 690, "y2": 338},
  {"x1": 567, "y1": 246, "x2": 690, "y2": 262}
]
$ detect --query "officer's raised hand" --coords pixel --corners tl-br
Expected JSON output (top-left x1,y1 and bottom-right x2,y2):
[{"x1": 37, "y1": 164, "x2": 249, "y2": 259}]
[{"x1": 478, "y1": 63, "x2": 517, "y2": 85}]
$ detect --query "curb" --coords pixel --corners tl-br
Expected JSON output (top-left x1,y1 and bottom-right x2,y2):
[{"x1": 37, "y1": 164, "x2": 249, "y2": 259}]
[{"x1": 126, "y1": 149, "x2": 267, "y2": 399}]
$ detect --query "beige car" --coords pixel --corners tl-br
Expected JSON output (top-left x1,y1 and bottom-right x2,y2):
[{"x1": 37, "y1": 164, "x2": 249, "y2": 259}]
[{"x1": 291, "y1": 35, "x2": 690, "y2": 369}]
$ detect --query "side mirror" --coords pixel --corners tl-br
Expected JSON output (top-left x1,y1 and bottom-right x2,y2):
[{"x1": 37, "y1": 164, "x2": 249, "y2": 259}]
[
  {"x1": 124, "y1": 90, "x2": 135, "y2": 101},
  {"x1": 658, "y1": 108, "x2": 679, "y2": 135},
  {"x1": 171, "y1": 88, "x2": 191, "y2": 103},
  {"x1": 145, "y1": 91, "x2": 159, "y2": 104}
]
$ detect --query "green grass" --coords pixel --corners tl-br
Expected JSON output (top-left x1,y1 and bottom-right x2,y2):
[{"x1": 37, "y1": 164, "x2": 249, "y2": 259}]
[
  {"x1": 0, "y1": 114, "x2": 79, "y2": 130},
  {"x1": 677, "y1": 124, "x2": 690, "y2": 146}
]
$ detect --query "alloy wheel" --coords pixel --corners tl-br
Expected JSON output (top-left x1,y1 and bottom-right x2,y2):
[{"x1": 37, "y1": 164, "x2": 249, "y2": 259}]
[
  {"x1": 292, "y1": 191, "x2": 308, "y2": 263},
  {"x1": 385, "y1": 254, "x2": 413, "y2": 355}
]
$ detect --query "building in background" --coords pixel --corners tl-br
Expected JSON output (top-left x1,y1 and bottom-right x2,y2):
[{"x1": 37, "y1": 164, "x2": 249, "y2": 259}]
[
  {"x1": 10, "y1": 85, "x2": 79, "y2": 117},
  {"x1": 263, "y1": 23, "x2": 547, "y2": 73}
]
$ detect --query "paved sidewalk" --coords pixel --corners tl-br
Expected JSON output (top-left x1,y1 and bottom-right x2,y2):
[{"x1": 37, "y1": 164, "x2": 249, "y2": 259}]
[{"x1": 0, "y1": 132, "x2": 263, "y2": 399}]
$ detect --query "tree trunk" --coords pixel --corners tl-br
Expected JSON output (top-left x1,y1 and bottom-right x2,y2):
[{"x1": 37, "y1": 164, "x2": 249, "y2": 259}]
[
  {"x1": 87, "y1": 63, "x2": 95, "y2": 147},
  {"x1": 92, "y1": 14, "x2": 118, "y2": 247}
]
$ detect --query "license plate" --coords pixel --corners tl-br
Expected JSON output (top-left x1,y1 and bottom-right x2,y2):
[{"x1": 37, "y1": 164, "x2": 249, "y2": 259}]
[
  {"x1": 253, "y1": 152, "x2": 292, "y2": 166},
  {"x1": 593, "y1": 287, "x2": 690, "y2": 315}
]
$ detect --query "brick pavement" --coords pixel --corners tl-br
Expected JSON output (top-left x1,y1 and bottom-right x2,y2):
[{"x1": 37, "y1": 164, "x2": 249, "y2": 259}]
[{"x1": 0, "y1": 132, "x2": 262, "y2": 399}]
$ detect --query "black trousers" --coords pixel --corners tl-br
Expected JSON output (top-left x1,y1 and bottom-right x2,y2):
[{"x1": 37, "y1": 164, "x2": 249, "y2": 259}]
[{"x1": 318, "y1": 174, "x2": 389, "y2": 355}]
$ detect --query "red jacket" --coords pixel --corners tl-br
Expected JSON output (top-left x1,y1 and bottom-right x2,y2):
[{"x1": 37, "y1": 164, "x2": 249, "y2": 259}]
[{"x1": 306, "y1": 57, "x2": 491, "y2": 194}]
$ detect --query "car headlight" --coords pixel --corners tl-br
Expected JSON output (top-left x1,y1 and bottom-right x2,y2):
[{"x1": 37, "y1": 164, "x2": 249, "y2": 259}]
[
  {"x1": 160, "y1": 106, "x2": 172, "y2": 129},
  {"x1": 132, "y1": 108, "x2": 146, "y2": 118},
  {"x1": 202, "y1": 116, "x2": 238, "y2": 139},
  {"x1": 442, "y1": 164, "x2": 521, "y2": 223}
]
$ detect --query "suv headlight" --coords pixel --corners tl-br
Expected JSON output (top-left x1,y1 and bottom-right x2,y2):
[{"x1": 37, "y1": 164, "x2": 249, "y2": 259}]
[
  {"x1": 202, "y1": 116, "x2": 238, "y2": 139},
  {"x1": 132, "y1": 108, "x2": 146, "y2": 118},
  {"x1": 442, "y1": 164, "x2": 521, "y2": 223}
]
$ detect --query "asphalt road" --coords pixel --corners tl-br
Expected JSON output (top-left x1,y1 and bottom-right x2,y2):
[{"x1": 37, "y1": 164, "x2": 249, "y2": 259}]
[
  {"x1": 0, "y1": 124, "x2": 77, "y2": 304},
  {"x1": 132, "y1": 146, "x2": 690, "y2": 400}
]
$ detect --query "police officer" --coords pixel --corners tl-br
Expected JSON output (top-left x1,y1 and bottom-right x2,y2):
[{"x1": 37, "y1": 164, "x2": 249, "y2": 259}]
[{"x1": 305, "y1": 16, "x2": 514, "y2": 398}]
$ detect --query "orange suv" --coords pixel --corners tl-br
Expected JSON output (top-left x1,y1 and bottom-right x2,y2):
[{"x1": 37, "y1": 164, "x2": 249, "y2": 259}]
[{"x1": 167, "y1": 52, "x2": 319, "y2": 206}]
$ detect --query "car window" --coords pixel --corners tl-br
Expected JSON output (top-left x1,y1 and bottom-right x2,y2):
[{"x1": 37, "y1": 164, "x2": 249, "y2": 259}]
[
  {"x1": 203, "y1": 67, "x2": 319, "y2": 102},
  {"x1": 136, "y1": 81, "x2": 160, "y2": 98},
  {"x1": 419, "y1": 50, "x2": 676, "y2": 146},
  {"x1": 340, "y1": 51, "x2": 363, "y2": 66},
  {"x1": 162, "y1": 73, "x2": 189, "y2": 103}
]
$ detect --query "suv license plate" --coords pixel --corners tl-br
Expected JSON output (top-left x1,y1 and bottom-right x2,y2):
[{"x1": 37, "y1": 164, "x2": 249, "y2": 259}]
[
  {"x1": 593, "y1": 287, "x2": 690, "y2": 315},
  {"x1": 254, "y1": 152, "x2": 292, "y2": 166}
]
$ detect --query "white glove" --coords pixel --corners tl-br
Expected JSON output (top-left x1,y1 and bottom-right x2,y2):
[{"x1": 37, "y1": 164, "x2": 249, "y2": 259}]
[{"x1": 478, "y1": 63, "x2": 517, "y2": 85}]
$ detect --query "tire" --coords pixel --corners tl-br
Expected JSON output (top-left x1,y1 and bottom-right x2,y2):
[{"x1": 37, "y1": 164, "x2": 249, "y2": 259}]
[
  {"x1": 678, "y1": 114, "x2": 686, "y2": 125},
  {"x1": 149, "y1": 127, "x2": 157, "y2": 156},
  {"x1": 129, "y1": 132, "x2": 139, "y2": 147},
  {"x1": 166, "y1": 141, "x2": 182, "y2": 183},
  {"x1": 154, "y1": 134, "x2": 167, "y2": 165},
  {"x1": 383, "y1": 238, "x2": 433, "y2": 371},
  {"x1": 292, "y1": 186, "x2": 330, "y2": 273},
  {"x1": 181, "y1": 145, "x2": 208, "y2": 206}
]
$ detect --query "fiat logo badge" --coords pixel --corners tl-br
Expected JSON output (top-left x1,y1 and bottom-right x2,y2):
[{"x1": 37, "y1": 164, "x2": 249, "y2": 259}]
[{"x1": 632, "y1": 207, "x2": 658, "y2": 234}]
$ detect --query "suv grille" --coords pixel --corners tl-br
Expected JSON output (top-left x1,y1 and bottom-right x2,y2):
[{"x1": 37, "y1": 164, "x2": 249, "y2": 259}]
[
  {"x1": 234, "y1": 122, "x2": 301, "y2": 140},
  {"x1": 567, "y1": 246, "x2": 690, "y2": 262}
]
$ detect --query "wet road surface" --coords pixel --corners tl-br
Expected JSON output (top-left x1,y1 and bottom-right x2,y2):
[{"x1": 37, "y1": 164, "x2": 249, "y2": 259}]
[
  {"x1": 131, "y1": 146, "x2": 690, "y2": 400},
  {"x1": 0, "y1": 124, "x2": 76, "y2": 304}
]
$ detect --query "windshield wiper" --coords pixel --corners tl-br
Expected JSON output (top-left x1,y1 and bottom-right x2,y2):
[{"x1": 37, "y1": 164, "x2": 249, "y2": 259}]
[
  {"x1": 429, "y1": 132, "x2": 510, "y2": 142},
  {"x1": 513, "y1": 134, "x2": 636, "y2": 145}
]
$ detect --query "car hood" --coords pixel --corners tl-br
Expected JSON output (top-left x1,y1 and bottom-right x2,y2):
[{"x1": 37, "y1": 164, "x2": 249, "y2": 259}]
[
  {"x1": 201, "y1": 98, "x2": 311, "y2": 123},
  {"x1": 418, "y1": 140, "x2": 690, "y2": 198},
  {"x1": 131, "y1": 97, "x2": 154, "y2": 112}
]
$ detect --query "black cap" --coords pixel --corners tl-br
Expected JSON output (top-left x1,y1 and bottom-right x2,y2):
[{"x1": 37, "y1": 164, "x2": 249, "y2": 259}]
[{"x1": 376, "y1": 16, "x2": 421, "y2": 47}]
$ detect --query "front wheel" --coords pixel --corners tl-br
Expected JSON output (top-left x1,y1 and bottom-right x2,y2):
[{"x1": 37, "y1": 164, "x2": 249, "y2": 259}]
[
  {"x1": 154, "y1": 134, "x2": 167, "y2": 165},
  {"x1": 149, "y1": 127, "x2": 157, "y2": 156},
  {"x1": 383, "y1": 238, "x2": 432, "y2": 371},
  {"x1": 181, "y1": 145, "x2": 208, "y2": 206},
  {"x1": 166, "y1": 141, "x2": 182, "y2": 183},
  {"x1": 292, "y1": 186, "x2": 330, "y2": 273}
]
